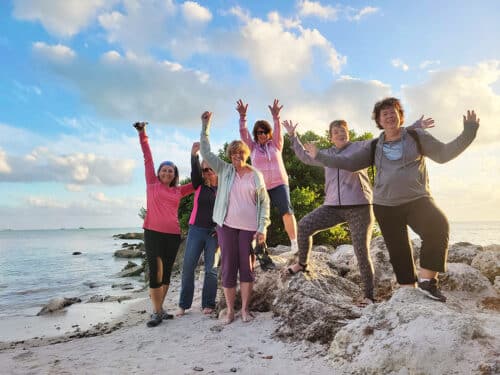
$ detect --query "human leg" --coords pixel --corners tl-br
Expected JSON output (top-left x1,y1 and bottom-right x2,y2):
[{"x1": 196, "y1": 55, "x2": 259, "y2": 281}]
[
  {"x1": 236, "y1": 229, "x2": 256, "y2": 322},
  {"x1": 345, "y1": 206, "x2": 375, "y2": 300},
  {"x1": 218, "y1": 226, "x2": 240, "y2": 322},
  {"x1": 268, "y1": 185, "x2": 298, "y2": 250},
  {"x1": 373, "y1": 203, "x2": 417, "y2": 286},
  {"x1": 202, "y1": 230, "x2": 219, "y2": 310},
  {"x1": 179, "y1": 226, "x2": 205, "y2": 311}
]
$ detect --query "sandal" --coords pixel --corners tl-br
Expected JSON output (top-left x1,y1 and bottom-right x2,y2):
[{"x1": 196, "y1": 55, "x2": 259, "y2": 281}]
[{"x1": 286, "y1": 262, "x2": 308, "y2": 275}]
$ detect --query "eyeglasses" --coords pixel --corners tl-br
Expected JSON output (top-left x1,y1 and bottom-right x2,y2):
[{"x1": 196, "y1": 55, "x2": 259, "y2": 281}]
[
  {"x1": 256, "y1": 130, "x2": 269, "y2": 135},
  {"x1": 202, "y1": 167, "x2": 213, "y2": 173}
]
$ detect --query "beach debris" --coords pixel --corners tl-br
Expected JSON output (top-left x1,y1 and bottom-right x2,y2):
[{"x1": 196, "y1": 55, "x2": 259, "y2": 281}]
[
  {"x1": 112, "y1": 282, "x2": 134, "y2": 290},
  {"x1": 37, "y1": 297, "x2": 82, "y2": 315},
  {"x1": 86, "y1": 295, "x2": 132, "y2": 303},
  {"x1": 230, "y1": 368, "x2": 237, "y2": 372},
  {"x1": 193, "y1": 366, "x2": 204, "y2": 371}
]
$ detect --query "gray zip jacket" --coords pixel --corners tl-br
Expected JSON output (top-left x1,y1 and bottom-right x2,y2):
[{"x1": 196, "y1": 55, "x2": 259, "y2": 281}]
[
  {"x1": 290, "y1": 135, "x2": 372, "y2": 206},
  {"x1": 200, "y1": 121, "x2": 271, "y2": 234},
  {"x1": 315, "y1": 124, "x2": 479, "y2": 206}
]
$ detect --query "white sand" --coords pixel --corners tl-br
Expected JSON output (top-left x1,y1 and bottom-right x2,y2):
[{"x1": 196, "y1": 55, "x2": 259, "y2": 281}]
[{"x1": 0, "y1": 282, "x2": 332, "y2": 374}]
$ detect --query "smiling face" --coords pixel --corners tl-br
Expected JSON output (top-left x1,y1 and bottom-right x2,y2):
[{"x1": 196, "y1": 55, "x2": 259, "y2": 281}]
[
  {"x1": 226, "y1": 140, "x2": 250, "y2": 170},
  {"x1": 378, "y1": 106, "x2": 402, "y2": 132},
  {"x1": 201, "y1": 160, "x2": 217, "y2": 186},
  {"x1": 329, "y1": 120, "x2": 350, "y2": 148},
  {"x1": 158, "y1": 164, "x2": 176, "y2": 186},
  {"x1": 252, "y1": 120, "x2": 272, "y2": 145}
]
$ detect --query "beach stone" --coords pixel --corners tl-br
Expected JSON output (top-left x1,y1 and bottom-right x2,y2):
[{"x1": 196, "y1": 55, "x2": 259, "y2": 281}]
[
  {"x1": 72, "y1": 251, "x2": 82, "y2": 255},
  {"x1": 37, "y1": 297, "x2": 82, "y2": 315},
  {"x1": 272, "y1": 252, "x2": 362, "y2": 344},
  {"x1": 471, "y1": 250, "x2": 500, "y2": 283},
  {"x1": 117, "y1": 264, "x2": 143, "y2": 277},
  {"x1": 440, "y1": 263, "x2": 496, "y2": 294},
  {"x1": 328, "y1": 288, "x2": 500, "y2": 375},
  {"x1": 448, "y1": 242, "x2": 483, "y2": 264},
  {"x1": 114, "y1": 249, "x2": 144, "y2": 258}
]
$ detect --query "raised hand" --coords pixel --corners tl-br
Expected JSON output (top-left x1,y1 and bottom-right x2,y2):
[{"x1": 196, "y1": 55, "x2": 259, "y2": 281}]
[
  {"x1": 133, "y1": 121, "x2": 148, "y2": 132},
  {"x1": 414, "y1": 115, "x2": 435, "y2": 129},
  {"x1": 191, "y1": 142, "x2": 200, "y2": 156},
  {"x1": 303, "y1": 142, "x2": 319, "y2": 158},
  {"x1": 201, "y1": 111, "x2": 212, "y2": 127},
  {"x1": 463, "y1": 110, "x2": 480, "y2": 128},
  {"x1": 282, "y1": 120, "x2": 298, "y2": 136},
  {"x1": 236, "y1": 99, "x2": 248, "y2": 118},
  {"x1": 268, "y1": 99, "x2": 283, "y2": 118}
]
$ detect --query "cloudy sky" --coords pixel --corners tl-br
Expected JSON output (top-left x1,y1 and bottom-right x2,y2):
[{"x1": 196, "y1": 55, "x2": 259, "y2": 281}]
[{"x1": 0, "y1": 0, "x2": 499, "y2": 229}]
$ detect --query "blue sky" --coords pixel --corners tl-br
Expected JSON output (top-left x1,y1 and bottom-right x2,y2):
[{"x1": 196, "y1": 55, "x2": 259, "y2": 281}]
[{"x1": 0, "y1": 0, "x2": 499, "y2": 229}]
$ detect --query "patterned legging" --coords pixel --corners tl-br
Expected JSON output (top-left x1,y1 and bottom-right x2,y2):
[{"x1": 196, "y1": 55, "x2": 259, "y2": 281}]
[{"x1": 298, "y1": 204, "x2": 375, "y2": 300}]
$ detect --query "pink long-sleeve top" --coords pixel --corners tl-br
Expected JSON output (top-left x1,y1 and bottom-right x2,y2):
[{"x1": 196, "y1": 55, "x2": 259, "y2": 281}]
[
  {"x1": 139, "y1": 131, "x2": 194, "y2": 234},
  {"x1": 240, "y1": 116, "x2": 289, "y2": 190}
]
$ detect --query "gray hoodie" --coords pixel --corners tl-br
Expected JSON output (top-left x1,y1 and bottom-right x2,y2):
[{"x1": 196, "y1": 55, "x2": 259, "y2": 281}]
[
  {"x1": 290, "y1": 135, "x2": 372, "y2": 206},
  {"x1": 315, "y1": 124, "x2": 479, "y2": 206}
]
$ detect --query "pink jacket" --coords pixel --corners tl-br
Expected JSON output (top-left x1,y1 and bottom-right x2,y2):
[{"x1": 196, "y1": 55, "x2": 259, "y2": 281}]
[
  {"x1": 139, "y1": 132, "x2": 194, "y2": 234},
  {"x1": 239, "y1": 116, "x2": 289, "y2": 189}
]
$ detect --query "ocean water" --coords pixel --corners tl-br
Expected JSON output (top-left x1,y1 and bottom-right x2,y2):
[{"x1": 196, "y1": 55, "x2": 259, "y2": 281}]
[
  {"x1": 0, "y1": 227, "x2": 144, "y2": 320},
  {"x1": 0, "y1": 223, "x2": 499, "y2": 321}
]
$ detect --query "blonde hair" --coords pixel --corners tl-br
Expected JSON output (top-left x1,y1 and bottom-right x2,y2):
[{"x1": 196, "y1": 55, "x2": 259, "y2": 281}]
[
  {"x1": 328, "y1": 120, "x2": 349, "y2": 138},
  {"x1": 226, "y1": 140, "x2": 250, "y2": 162}
]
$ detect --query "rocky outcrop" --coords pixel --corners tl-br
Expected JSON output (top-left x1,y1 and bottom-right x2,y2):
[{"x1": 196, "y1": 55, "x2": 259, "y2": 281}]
[
  {"x1": 37, "y1": 297, "x2": 82, "y2": 315},
  {"x1": 117, "y1": 261, "x2": 144, "y2": 277},
  {"x1": 113, "y1": 232, "x2": 143, "y2": 240},
  {"x1": 113, "y1": 249, "x2": 144, "y2": 258},
  {"x1": 328, "y1": 288, "x2": 500, "y2": 375},
  {"x1": 471, "y1": 250, "x2": 500, "y2": 283},
  {"x1": 448, "y1": 242, "x2": 483, "y2": 264}
]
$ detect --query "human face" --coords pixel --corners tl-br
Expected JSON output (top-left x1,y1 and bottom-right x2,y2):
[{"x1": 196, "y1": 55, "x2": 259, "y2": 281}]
[
  {"x1": 230, "y1": 150, "x2": 247, "y2": 169},
  {"x1": 256, "y1": 128, "x2": 270, "y2": 144},
  {"x1": 378, "y1": 106, "x2": 402, "y2": 132},
  {"x1": 201, "y1": 162, "x2": 217, "y2": 183},
  {"x1": 158, "y1": 165, "x2": 176, "y2": 186},
  {"x1": 330, "y1": 126, "x2": 349, "y2": 148}
]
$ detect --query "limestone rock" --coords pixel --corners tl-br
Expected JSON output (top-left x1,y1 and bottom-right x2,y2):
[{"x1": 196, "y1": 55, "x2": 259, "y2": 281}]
[
  {"x1": 440, "y1": 263, "x2": 496, "y2": 294},
  {"x1": 113, "y1": 232, "x2": 144, "y2": 240},
  {"x1": 37, "y1": 297, "x2": 82, "y2": 315},
  {"x1": 448, "y1": 242, "x2": 484, "y2": 264},
  {"x1": 328, "y1": 288, "x2": 500, "y2": 375},
  {"x1": 117, "y1": 263, "x2": 143, "y2": 277},
  {"x1": 471, "y1": 250, "x2": 500, "y2": 283}
]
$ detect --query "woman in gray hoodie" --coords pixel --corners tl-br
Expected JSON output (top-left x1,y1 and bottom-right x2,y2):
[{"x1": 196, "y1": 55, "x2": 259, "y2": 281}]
[{"x1": 306, "y1": 98, "x2": 479, "y2": 302}]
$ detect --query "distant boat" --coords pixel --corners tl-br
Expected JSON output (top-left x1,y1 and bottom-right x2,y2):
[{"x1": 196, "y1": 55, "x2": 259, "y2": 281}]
[{"x1": 79, "y1": 227, "x2": 85, "y2": 230}]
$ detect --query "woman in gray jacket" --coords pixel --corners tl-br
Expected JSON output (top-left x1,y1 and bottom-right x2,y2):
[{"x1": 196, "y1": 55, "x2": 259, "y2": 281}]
[
  {"x1": 306, "y1": 98, "x2": 479, "y2": 302},
  {"x1": 200, "y1": 111, "x2": 270, "y2": 324}
]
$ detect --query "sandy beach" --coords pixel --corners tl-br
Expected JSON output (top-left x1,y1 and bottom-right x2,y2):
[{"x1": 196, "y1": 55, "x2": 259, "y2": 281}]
[{"x1": 0, "y1": 278, "x2": 333, "y2": 374}]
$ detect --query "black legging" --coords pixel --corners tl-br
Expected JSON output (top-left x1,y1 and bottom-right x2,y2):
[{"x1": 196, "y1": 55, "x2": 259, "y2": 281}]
[
  {"x1": 144, "y1": 229, "x2": 181, "y2": 288},
  {"x1": 374, "y1": 196, "x2": 449, "y2": 285}
]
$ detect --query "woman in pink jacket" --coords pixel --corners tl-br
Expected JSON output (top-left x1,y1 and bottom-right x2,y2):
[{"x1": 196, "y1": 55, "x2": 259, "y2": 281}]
[
  {"x1": 134, "y1": 122, "x2": 194, "y2": 327},
  {"x1": 237, "y1": 99, "x2": 298, "y2": 252}
]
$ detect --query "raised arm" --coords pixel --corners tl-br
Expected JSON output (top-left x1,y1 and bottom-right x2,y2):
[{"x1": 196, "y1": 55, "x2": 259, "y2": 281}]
[
  {"x1": 200, "y1": 111, "x2": 228, "y2": 173},
  {"x1": 237, "y1": 99, "x2": 253, "y2": 148},
  {"x1": 190, "y1": 142, "x2": 203, "y2": 189},
  {"x1": 134, "y1": 121, "x2": 157, "y2": 185},
  {"x1": 419, "y1": 110, "x2": 479, "y2": 163},
  {"x1": 282, "y1": 120, "x2": 324, "y2": 167},
  {"x1": 311, "y1": 141, "x2": 373, "y2": 172},
  {"x1": 407, "y1": 115, "x2": 435, "y2": 130},
  {"x1": 268, "y1": 98, "x2": 284, "y2": 150}
]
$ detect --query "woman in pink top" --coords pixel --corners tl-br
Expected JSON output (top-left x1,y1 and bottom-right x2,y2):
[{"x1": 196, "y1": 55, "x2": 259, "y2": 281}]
[
  {"x1": 238, "y1": 99, "x2": 298, "y2": 252},
  {"x1": 134, "y1": 122, "x2": 194, "y2": 328}
]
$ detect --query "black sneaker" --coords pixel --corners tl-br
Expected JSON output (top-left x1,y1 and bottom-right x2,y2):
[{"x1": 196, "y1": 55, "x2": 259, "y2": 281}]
[
  {"x1": 160, "y1": 310, "x2": 174, "y2": 320},
  {"x1": 146, "y1": 312, "x2": 163, "y2": 327},
  {"x1": 418, "y1": 278, "x2": 447, "y2": 302}
]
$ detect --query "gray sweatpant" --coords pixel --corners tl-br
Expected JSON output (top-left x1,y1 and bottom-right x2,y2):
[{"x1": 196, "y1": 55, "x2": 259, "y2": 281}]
[{"x1": 297, "y1": 204, "x2": 375, "y2": 300}]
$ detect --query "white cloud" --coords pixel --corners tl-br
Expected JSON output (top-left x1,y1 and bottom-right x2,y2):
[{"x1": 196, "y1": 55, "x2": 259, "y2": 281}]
[
  {"x1": 347, "y1": 6, "x2": 379, "y2": 21},
  {"x1": 419, "y1": 60, "x2": 441, "y2": 70},
  {"x1": 0, "y1": 148, "x2": 11, "y2": 173},
  {"x1": 297, "y1": 0, "x2": 339, "y2": 20},
  {"x1": 391, "y1": 58, "x2": 409, "y2": 71},
  {"x1": 403, "y1": 60, "x2": 500, "y2": 144},
  {"x1": 32, "y1": 42, "x2": 76, "y2": 62},
  {"x1": 182, "y1": 1, "x2": 212, "y2": 24},
  {"x1": 12, "y1": 0, "x2": 113, "y2": 37},
  {"x1": 227, "y1": 10, "x2": 345, "y2": 89}
]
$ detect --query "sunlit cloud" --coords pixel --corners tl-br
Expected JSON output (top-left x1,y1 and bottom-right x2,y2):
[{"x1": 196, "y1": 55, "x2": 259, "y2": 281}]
[
  {"x1": 391, "y1": 58, "x2": 409, "y2": 71},
  {"x1": 32, "y1": 42, "x2": 76, "y2": 62},
  {"x1": 297, "y1": 0, "x2": 339, "y2": 20},
  {"x1": 347, "y1": 6, "x2": 379, "y2": 21},
  {"x1": 182, "y1": 1, "x2": 212, "y2": 24}
]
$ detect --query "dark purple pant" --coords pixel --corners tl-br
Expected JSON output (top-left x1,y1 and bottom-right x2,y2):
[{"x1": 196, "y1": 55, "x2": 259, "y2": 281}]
[{"x1": 217, "y1": 225, "x2": 255, "y2": 288}]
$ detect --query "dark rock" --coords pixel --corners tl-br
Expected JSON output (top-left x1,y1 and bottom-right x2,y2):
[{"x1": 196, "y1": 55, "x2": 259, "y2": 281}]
[
  {"x1": 37, "y1": 297, "x2": 82, "y2": 315},
  {"x1": 117, "y1": 265, "x2": 143, "y2": 277},
  {"x1": 113, "y1": 232, "x2": 144, "y2": 240},
  {"x1": 113, "y1": 249, "x2": 144, "y2": 258},
  {"x1": 72, "y1": 251, "x2": 82, "y2": 255}
]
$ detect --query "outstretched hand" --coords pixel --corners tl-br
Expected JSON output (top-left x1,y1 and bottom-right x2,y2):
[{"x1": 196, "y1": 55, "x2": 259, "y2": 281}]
[
  {"x1": 201, "y1": 111, "x2": 212, "y2": 127},
  {"x1": 303, "y1": 142, "x2": 319, "y2": 158},
  {"x1": 236, "y1": 99, "x2": 248, "y2": 118},
  {"x1": 463, "y1": 110, "x2": 480, "y2": 128},
  {"x1": 191, "y1": 142, "x2": 200, "y2": 156},
  {"x1": 268, "y1": 99, "x2": 283, "y2": 118},
  {"x1": 282, "y1": 120, "x2": 298, "y2": 136},
  {"x1": 414, "y1": 115, "x2": 435, "y2": 129},
  {"x1": 133, "y1": 121, "x2": 148, "y2": 132},
  {"x1": 254, "y1": 231, "x2": 266, "y2": 245}
]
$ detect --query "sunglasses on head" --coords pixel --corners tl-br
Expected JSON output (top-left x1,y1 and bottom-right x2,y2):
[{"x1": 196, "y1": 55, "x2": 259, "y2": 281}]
[
  {"x1": 256, "y1": 130, "x2": 269, "y2": 135},
  {"x1": 202, "y1": 167, "x2": 213, "y2": 173}
]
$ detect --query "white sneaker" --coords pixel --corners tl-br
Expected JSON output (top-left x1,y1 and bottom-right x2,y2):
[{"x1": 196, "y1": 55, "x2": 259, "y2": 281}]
[{"x1": 291, "y1": 240, "x2": 298, "y2": 253}]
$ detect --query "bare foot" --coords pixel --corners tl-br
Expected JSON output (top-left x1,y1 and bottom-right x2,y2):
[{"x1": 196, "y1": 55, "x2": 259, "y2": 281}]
[
  {"x1": 202, "y1": 307, "x2": 214, "y2": 315},
  {"x1": 241, "y1": 310, "x2": 254, "y2": 323},
  {"x1": 176, "y1": 308, "x2": 185, "y2": 317},
  {"x1": 224, "y1": 310, "x2": 235, "y2": 325},
  {"x1": 281, "y1": 262, "x2": 305, "y2": 277}
]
